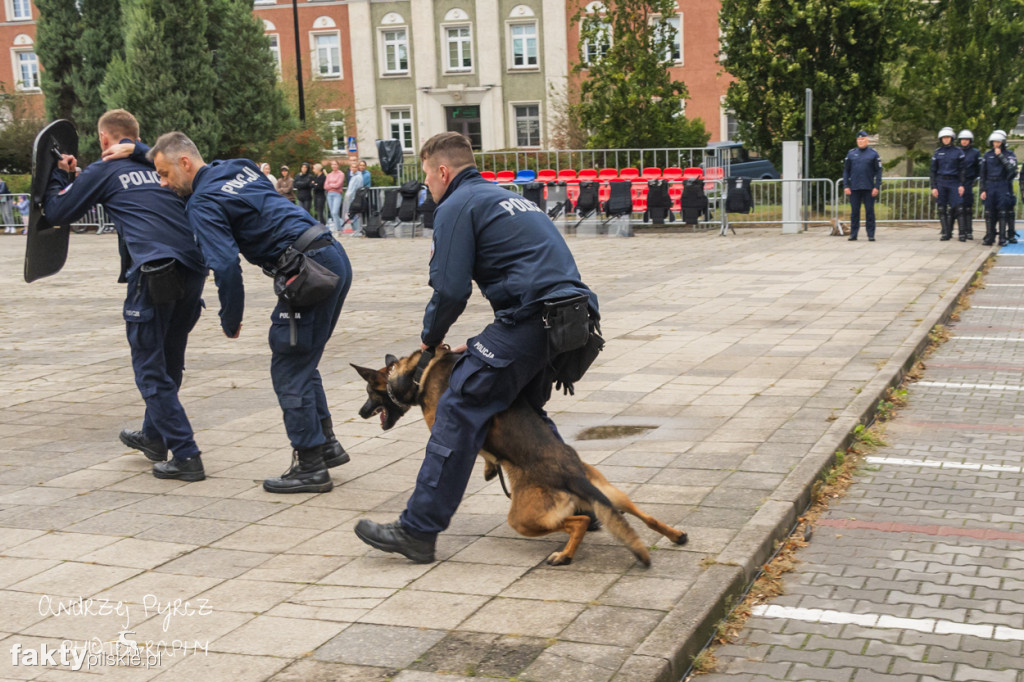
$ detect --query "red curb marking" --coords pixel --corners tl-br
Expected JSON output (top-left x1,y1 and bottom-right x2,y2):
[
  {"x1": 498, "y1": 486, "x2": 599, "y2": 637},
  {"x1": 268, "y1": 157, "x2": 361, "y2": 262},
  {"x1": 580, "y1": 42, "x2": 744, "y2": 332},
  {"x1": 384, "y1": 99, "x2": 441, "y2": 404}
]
[
  {"x1": 817, "y1": 519, "x2": 1024, "y2": 542},
  {"x1": 899, "y1": 420, "x2": 1024, "y2": 432}
]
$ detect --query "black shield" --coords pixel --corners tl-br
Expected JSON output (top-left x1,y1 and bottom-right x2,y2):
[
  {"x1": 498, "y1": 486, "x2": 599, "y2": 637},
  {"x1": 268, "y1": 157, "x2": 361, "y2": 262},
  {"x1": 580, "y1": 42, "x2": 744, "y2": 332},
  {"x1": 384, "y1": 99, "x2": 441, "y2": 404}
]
[{"x1": 24, "y1": 119, "x2": 79, "y2": 283}]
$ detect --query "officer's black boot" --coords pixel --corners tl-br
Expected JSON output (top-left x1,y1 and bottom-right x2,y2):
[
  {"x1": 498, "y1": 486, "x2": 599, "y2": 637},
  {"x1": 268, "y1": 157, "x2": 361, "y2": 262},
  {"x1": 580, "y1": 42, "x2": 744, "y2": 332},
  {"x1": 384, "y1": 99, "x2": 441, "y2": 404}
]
[
  {"x1": 957, "y1": 208, "x2": 968, "y2": 242},
  {"x1": 153, "y1": 454, "x2": 205, "y2": 482},
  {"x1": 938, "y1": 206, "x2": 952, "y2": 240},
  {"x1": 965, "y1": 209, "x2": 974, "y2": 240},
  {"x1": 120, "y1": 429, "x2": 168, "y2": 462},
  {"x1": 1009, "y1": 212, "x2": 1018, "y2": 244},
  {"x1": 983, "y1": 211, "x2": 996, "y2": 246},
  {"x1": 320, "y1": 417, "x2": 350, "y2": 468},
  {"x1": 354, "y1": 519, "x2": 436, "y2": 563},
  {"x1": 263, "y1": 447, "x2": 333, "y2": 494},
  {"x1": 999, "y1": 211, "x2": 1010, "y2": 246}
]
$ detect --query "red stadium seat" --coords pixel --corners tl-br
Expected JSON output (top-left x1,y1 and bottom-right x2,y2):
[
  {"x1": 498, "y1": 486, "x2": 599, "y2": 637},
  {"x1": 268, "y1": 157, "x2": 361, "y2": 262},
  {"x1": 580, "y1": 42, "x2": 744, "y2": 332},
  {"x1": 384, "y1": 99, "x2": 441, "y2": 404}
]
[
  {"x1": 663, "y1": 167, "x2": 683, "y2": 181},
  {"x1": 577, "y1": 168, "x2": 598, "y2": 182},
  {"x1": 558, "y1": 169, "x2": 578, "y2": 183},
  {"x1": 537, "y1": 169, "x2": 557, "y2": 183},
  {"x1": 495, "y1": 170, "x2": 516, "y2": 183},
  {"x1": 480, "y1": 170, "x2": 496, "y2": 182},
  {"x1": 641, "y1": 167, "x2": 662, "y2": 180},
  {"x1": 598, "y1": 168, "x2": 619, "y2": 182},
  {"x1": 682, "y1": 166, "x2": 703, "y2": 181}
]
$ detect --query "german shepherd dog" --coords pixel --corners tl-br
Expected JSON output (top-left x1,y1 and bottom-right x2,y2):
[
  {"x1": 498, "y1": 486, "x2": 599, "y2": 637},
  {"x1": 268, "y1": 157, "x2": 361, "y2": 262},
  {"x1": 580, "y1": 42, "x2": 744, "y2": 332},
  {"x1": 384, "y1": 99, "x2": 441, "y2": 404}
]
[{"x1": 352, "y1": 349, "x2": 688, "y2": 566}]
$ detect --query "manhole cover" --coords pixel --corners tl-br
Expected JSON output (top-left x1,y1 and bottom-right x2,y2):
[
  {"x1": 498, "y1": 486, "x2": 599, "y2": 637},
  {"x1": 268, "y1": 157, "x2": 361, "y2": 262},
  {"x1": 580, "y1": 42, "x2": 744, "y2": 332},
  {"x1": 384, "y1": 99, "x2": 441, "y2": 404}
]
[{"x1": 576, "y1": 424, "x2": 658, "y2": 440}]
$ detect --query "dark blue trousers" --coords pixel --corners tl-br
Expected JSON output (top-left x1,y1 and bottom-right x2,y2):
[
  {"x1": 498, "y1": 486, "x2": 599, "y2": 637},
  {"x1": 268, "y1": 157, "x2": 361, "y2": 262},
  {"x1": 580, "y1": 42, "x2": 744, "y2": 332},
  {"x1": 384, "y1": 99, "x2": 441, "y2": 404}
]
[
  {"x1": 401, "y1": 317, "x2": 560, "y2": 537},
  {"x1": 936, "y1": 178, "x2": 963, "y2": 208},
  {"x1": 268, "y1": 240, "x2": 352, "y2": 450},
  {"x1": 848, "y1": 189, "x2": 876, "y2": 239},
  {"x1": 124, "y1": 266, "x2": 205, "y2": 460},
  {"x1": 984, "y1": 182, "x2": 1014, "y2": 213}
]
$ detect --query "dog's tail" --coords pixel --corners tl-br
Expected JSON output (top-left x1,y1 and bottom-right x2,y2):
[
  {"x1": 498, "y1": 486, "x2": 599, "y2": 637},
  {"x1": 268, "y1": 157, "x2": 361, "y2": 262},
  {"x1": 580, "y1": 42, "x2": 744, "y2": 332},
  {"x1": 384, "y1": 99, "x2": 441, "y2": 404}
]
[{"x1": 567, "y1": 476, "x2": 651, "y2": 567}]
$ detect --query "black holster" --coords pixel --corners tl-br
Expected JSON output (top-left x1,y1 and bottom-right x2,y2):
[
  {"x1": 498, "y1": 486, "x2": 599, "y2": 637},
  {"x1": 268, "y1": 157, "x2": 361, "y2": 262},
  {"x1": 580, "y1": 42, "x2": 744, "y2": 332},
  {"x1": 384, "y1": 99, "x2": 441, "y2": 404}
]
[
  {"x1": 140, "y1": 258, "x2": 184, "y2": 304},
  {"x1": 262, "y1": 225, "x2": 338, "y2": 346},
  {"x1": 543, "y1": 294, "x2": 603, "y2": 395}
]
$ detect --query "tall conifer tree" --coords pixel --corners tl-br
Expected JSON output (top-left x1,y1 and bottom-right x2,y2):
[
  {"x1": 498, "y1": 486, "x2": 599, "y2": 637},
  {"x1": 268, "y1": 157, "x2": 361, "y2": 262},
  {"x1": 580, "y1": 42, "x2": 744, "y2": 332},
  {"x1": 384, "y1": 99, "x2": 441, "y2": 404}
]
[
  {"x1": 34, "y1": 0, "x2": 81, "y2": 121},
  {"x1": 71, "y1": 0, "x2": 124, "y2": 162}
]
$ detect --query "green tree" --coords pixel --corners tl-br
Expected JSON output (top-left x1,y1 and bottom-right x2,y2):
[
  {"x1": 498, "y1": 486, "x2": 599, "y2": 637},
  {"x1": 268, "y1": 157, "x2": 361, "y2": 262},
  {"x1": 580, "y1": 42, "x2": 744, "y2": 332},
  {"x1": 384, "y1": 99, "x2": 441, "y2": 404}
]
[
  {"x1": 71, "y1": 0, "x2": 124, "y2": 162},
  {"x1": 883, "y1": 0, "x2": 1024, "y2": 172},
  {"x1": 572, "y1": 0, "x2": 709, "y2": 149},
  {"x1": 206, "y1": 0, "x2": 292, "y2": 158},
  {"x1": 101, "y1": 0, "x2": 221, "y2": 157},
  {"x1": 0, "y1": 88, "x2": 45, "y2": 173},
  {"x1": 34, "y1": 0, "x2": 81, "y2": 121},
  {"x1": 719, "y1": 0, "x2": 910, "y2": 176}
]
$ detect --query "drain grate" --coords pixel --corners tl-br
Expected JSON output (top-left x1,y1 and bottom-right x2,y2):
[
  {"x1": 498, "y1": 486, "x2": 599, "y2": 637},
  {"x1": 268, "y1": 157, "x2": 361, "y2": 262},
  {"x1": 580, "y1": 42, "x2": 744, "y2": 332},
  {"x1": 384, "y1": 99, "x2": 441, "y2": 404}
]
[{"x1": 576, "y1": 424, "x2": 658, "y2": 440}]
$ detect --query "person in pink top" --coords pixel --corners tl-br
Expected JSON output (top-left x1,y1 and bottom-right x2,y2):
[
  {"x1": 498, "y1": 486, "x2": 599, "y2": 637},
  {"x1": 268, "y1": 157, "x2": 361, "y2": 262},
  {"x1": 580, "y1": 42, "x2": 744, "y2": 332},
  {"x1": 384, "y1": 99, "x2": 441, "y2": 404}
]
[{"x1": 324, "y1": 159, "x2": 346, "y2": 232}]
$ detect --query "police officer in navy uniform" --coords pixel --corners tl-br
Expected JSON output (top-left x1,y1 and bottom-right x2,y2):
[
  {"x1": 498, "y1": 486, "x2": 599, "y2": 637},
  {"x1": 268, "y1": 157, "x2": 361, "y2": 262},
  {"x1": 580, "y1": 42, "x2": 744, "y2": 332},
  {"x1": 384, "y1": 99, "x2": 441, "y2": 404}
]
[
  {"x1": 129, "y1": 131, "x2": 353, "y2": 493},
  {"x1": 842, "y1": 130, "x2": 883, "y2": 241},
  {"x1": 353, "y1": 132, "x2": 599, "y2": 563},
  {"x1": 44, "y1": 110, "x2": 208, "y2": 481},
  {"x1": 979, "y1": 130, "x2": 1017, "y2": 247},
  {"x1": 958, "y1": 129, "x2": 981, "y2": 241},
  {"x1": 931, "y1": 127, "x2": 966, "y2": 241}
]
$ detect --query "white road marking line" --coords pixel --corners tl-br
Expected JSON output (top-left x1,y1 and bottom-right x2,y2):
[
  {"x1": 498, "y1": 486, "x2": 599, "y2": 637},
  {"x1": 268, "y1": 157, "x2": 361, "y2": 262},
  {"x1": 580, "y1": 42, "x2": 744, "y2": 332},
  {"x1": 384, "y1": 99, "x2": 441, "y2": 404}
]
[
  {"x1": 973, "y1": 306, "x2": 1024, "y2": 310},
  {"x1": 750, "y1": 604, "x2": 1015, "y2": 640},
  {"x1": 952, "y1": 336, "x2": 1024, "y2": 342},
  {"x1": 916, "y1": 380, "x2": 1024, "y2": 392},
  {"x1": 865, "y1": 456, "x2": 1023, "y2": 474},
  {"x1": 983, "y1": 284, "x2": 1024, "y2": 287}
]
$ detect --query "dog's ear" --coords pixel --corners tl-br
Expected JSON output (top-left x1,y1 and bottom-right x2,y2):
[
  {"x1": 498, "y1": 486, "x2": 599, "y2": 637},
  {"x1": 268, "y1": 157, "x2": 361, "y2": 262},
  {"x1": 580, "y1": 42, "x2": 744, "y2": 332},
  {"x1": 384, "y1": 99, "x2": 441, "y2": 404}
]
[
  {"x1": 385, "y1": 354, "x2": 399, "y2": 366},
  {"x1": 351, "y1": 363, "x2": 383, "y2": 384}
]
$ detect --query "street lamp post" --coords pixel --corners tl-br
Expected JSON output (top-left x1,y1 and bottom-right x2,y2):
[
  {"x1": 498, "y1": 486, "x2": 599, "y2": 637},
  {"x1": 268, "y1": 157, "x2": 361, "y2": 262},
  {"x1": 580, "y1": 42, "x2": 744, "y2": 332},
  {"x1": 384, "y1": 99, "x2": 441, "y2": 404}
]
[{"x1": 292, "y1": 0, "x2": 305, "y2": 123}]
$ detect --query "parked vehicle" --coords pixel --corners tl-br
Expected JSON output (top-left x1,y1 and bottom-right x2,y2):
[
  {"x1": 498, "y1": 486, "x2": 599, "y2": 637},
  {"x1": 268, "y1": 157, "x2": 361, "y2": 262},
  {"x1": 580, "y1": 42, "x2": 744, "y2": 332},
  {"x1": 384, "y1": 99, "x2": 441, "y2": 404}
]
[{"x1": 704, "y1": 142, "x2": 780, "y2": 179}]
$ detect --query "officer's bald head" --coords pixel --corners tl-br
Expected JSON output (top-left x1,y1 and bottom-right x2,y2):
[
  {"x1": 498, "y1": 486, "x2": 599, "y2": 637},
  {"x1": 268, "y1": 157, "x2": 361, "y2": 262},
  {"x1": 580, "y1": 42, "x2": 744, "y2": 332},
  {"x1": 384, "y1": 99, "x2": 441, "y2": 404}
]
[{"x1": 420, "y1": 132, "x2": 475, "y2": 171}]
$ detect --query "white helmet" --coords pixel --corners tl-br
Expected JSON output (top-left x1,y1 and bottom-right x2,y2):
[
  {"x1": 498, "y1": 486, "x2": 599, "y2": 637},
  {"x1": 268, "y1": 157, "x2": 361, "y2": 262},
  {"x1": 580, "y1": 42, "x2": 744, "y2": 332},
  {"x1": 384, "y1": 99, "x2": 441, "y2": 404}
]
[
  {"x1": 988, "y1": 130, "x2": 1007, "y2": 144},
  {"x1": 995, "y1": 129, "x2": 1008, "y2": 138},
  {"x1": 958, "y1": 129, "x2": 973, "y2": 140},
  {"x1": 938, "y1": 126, "x2": 956, "y2": 139}
]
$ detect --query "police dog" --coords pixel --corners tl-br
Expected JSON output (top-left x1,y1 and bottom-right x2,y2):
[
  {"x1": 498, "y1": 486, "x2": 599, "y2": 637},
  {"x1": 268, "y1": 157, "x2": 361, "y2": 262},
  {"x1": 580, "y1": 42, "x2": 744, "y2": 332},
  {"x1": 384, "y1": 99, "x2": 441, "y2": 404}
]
[{"x1": 352, "y1": 349, "x2": 687, "y2": 566}]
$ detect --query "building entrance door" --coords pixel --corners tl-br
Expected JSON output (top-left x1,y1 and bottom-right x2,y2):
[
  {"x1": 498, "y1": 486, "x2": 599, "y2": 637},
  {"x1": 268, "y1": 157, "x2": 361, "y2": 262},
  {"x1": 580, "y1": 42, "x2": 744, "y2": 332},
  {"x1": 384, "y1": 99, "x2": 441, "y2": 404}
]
[{"x1": 446, "y1": 106, "x2": 482, "y2": 150}]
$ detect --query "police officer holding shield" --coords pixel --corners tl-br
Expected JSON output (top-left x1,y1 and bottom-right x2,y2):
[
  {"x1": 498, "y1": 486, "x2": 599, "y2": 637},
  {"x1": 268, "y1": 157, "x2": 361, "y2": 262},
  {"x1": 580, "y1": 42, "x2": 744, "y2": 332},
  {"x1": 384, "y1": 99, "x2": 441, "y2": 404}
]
[
  {"x1": 842, "y1": 130, "x2": 883, "y2": 241},
  {"x1": 43, "y1": 110, "x2": 208, "y2": 481},
  {"x1": 353, "y1": 132, "x2": 599, "y2": 563},
  {"x1": 958, "y1": 129, "x2": 981, "y2": 241},
  {"x1": 979, "y1": 130, "x2": 1017, "y2": 247},
  {"x1": 118, "y1": 132, "x2": 353, "y2": 494},
  {"x1": 931, "y1": 127, "x2": 966, "y2": 241}
]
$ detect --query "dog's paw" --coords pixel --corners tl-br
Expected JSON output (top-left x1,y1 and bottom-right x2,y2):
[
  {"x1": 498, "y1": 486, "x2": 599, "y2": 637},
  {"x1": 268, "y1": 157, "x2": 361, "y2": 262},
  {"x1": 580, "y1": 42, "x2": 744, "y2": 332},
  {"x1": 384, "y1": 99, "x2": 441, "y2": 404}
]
[
  {"x1": 546, "y1": 551, "x2": 573, "y2": 566},
  {"x1": 674, "y1": 532, "x2": 688, "y2": 546}
]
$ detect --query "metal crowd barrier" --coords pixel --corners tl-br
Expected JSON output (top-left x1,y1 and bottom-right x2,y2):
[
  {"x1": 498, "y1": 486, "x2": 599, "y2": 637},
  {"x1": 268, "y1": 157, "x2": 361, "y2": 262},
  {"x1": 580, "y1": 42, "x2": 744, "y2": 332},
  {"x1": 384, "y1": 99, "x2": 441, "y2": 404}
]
[
  {"x1": 836, "y1": 176, "x2": 1000, "y2": 224},
  {"x1": 0, "y1": 194, "x2": 116, "y2": 234},
  {"x1": 724, "y1": 178, "x2": 838, "y2": 229}
]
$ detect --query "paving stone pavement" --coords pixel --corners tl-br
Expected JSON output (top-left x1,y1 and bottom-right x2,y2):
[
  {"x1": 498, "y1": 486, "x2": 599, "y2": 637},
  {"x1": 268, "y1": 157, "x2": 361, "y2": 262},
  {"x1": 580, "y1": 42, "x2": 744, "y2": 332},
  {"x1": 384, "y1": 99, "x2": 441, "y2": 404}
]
[
  {"x1": 0, "y1": 227, "x2": 990, "y2": 680},
  {"x1": 702, "y1": 246, "x2": 1024, "y2": 682}
]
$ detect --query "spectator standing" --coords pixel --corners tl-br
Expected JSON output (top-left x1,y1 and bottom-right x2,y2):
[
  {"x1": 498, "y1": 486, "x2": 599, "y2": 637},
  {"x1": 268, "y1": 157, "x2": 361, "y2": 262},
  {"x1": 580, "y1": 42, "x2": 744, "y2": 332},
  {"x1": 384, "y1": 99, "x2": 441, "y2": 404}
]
[
  {"x1": 359, "y1": 160, "x2": 371, "y2": 188},
  {"x1": 958, "y1": 130, "x2": 981, "y2": 241},
  {"x1": 261, "y1": 162, "x2": 277, "y2": 187},
  {"x1": 312, "y1": 163, "x2": 327, "y2": 224},
  {"x1": 324, "y1": 160, "x2": 345, "y2": 233},
  {"x1": 14, "y1": 194, "x2": 28, "y2": 234},
  {"x1": 277, "y1": 165, "x2": 296, "y2": 203},
  {"x1": 931, "y1": 127, "x2": 966, "y2": 241},
  {"x1": 0, "y1": 177, "x2": 14, "y2": 232},
  {"x1": 294, "y1": 162, "x2": 313, "y2": 214},
  {"x1": 842, "y1": 131, "x2": 883, "y2": 241},
  {"x1": 342, "y1": 160, "x2": 364, "y2": 234}
]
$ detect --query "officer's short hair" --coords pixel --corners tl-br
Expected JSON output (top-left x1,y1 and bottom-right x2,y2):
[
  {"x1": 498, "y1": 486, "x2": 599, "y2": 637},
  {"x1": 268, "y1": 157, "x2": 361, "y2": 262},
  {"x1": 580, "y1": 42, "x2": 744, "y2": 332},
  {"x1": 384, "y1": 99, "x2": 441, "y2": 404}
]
[
  {"x1": 98, "y1": 109, "x2": 139, "y2": 141},
  {"x1": 420, "y1": 132, "x2": 476, "y2": 169},
  {"x1": 147, "y1": 132, "x2": 202, "y2": 164}
]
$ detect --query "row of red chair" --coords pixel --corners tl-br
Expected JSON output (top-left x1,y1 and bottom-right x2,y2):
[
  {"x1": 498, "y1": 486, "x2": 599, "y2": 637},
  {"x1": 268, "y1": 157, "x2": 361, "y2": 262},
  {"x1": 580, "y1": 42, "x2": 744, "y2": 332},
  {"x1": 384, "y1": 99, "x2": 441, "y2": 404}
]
[
  {"x1": 480, "y1": 166, "x2": 725, "y2": 184},
  {"x1": 554, "y1": 182, "x2": 689, "y2": 213}
]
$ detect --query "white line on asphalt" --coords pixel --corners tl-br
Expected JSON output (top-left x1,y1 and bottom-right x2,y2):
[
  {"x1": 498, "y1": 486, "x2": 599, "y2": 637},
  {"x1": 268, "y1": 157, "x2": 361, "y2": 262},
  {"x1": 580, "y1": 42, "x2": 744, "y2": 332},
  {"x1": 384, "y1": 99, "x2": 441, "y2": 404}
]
[
  {"x1": 992, "y1": 266, "x2": 1024, "y2": 269},
  {"x1": 750, "y1": 604, "x2": 1024, "y2": 641},
  {"x1": 916, "y1": 380, "x2": 1024, "y2": 392},
  {"x1": 865, "y1": 456, "x2": 1023, "y2": 474},
  {"x1": 983, "y1": 284, "x2": 1024, "y2": 287},
  {"x1": 952, "y1": 336, "x2": 1024, "y2": 342},
  {"x1": 973, "y1": 306, "x2": 1024, "y2": 310}
]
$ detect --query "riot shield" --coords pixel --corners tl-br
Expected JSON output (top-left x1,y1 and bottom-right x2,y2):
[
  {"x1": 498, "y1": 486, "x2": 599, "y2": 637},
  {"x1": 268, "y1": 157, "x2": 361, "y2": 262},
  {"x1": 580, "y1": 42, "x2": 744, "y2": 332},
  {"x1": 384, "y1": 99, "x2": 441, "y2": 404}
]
[{"x1": 24, "y1": 119, "x2": 78, "y2": 282}]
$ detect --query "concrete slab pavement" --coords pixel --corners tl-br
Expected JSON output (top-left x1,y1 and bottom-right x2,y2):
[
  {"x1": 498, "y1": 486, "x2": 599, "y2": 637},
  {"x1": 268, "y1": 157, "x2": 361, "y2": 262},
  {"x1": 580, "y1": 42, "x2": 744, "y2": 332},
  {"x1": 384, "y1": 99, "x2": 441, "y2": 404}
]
[{"x1": 0, "y1": 227, "x2": 991, "y2": 679}]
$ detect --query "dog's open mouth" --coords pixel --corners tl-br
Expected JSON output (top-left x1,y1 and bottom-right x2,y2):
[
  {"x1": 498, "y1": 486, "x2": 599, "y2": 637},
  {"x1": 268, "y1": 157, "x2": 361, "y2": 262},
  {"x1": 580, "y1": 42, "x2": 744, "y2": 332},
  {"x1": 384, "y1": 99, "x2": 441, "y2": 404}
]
[{"x1": 372, "y1": 405, "x2": 388, "y2": 427}]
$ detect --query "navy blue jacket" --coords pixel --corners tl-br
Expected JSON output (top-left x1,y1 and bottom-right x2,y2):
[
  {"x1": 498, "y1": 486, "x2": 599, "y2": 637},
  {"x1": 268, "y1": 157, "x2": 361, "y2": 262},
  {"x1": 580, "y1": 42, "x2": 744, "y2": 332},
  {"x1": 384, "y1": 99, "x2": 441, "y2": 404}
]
[
  {"x1": 979, "y1": 149, "x2": 1018, "y2": 192},
  {"x1": 961, "y1": 145, "x2": 981, "y2": 185},
  {"x1": 842, "y1": 146, "x2": 882, "y2": 191},
  {"x1": 930, "y1": 144, "x2": 965, "y2": 187},
  {"x1": 186, "y1": 159, "x2": 323, "y2": 336},
  {"x1": 44, "y1": 141, "x2": 205, "y2": 278},
  {"x1": 422, "y1": 167, "x2": 597, "y2": 347}
]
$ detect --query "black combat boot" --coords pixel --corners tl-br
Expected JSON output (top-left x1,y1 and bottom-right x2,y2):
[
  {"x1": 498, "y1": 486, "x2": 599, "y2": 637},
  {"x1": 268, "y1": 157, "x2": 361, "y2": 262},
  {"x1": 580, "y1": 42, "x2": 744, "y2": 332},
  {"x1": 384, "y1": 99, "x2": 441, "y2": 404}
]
[
  {"x1": 263, "y1": 447, "x2": 332, "y2": 493},
  {"x1": 957, "y1": 208, "x2": 968, "y2": 242},
  {"x1": 1009, "y1": 212, "x2": 1018, "y2": 243},
  {"x1": 982, "y1": 211, "x2": 996, "y2": 246},
  {"x1": 120, "y1": 429, "x2": 168, "y2": 462},
  {"x1": 938, "y1": 206, "x2": 952, "y2": 241},
  {"x1": 153, "y1": 455, "x2": 205, "y2": 481},
  {"x1": 320, "y1": 417, "x2": 350, "y2": 468},
  {"x1": 999, "y1": 211, "x2": 1011, "y2": 246},
  {"x1": 354, "y1": 519, "x2": 436, "y2": 563}
]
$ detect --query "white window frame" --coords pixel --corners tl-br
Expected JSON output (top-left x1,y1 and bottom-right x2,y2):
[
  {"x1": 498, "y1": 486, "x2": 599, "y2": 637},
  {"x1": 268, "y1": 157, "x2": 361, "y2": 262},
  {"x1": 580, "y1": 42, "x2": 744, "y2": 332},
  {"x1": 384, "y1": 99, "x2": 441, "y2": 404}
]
[
  {"x1": 581, "y1": 19, "x2": 611, "y2": 66},
  {"x1": 662, "y1": 14, "x2": 683, "y2": 65},
  {"x1": 380, "y1": 27, "x2": 410, "y2": 76},
  {"x1": 11, "y1": 48, "x2": 39, "y2": 91},
  {"x1": 384, "y1": 107, "x2": 415, "y2": 153},
  {"x1": 328, "y1": 120, "x2": 346, "y2": 153},
  {"x1": 443, "y1": 24, "x2": 473, "y2": 74},
  {"x1": 310, "y1": 30, "x2": 342, "y2": 79},
  {"x1": 507, "y1": 21, "x2": 539, "y2": 71},
  {"x1": 510, "y1": 102, "x2": 542, "y2": 149},
  {"x1": 253, "y1": 0, "x2": 276, "y2": 5},
  {"x1": 267, "y1": 33, "x2": 282, "y2": 77},
  {"x1": 7, "y1": 0, "x2": 31, "y2": 21}
]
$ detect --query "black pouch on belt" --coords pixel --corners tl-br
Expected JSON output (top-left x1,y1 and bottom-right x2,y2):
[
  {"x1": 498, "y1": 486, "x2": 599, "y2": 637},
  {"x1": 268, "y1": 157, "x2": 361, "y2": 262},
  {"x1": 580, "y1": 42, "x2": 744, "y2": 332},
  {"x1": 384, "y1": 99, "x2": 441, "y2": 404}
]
[
  {"x1": 542, "y1": 293, "x2": 591, "y2": 355},
  {"x1": 263, "y1": 226, "x2": 339, "y2": 309},
  {"x1": 140, "y1": 258, "x2": 184, "y2": 304}
]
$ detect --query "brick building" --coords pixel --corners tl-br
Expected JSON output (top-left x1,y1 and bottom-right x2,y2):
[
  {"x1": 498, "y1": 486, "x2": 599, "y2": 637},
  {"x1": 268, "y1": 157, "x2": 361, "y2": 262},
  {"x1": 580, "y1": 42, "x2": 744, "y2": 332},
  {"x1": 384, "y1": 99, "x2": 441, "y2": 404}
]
[{"x1": 2, "y1": 0, "x2": 732, "y2": 161}]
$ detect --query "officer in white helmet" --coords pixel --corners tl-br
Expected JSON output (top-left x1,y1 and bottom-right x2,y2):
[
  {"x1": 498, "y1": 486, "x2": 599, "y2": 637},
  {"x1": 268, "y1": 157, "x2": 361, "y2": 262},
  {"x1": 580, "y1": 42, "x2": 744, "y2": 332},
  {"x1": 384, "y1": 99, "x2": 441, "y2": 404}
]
[
  {"x1": 930, "y1": 126, "x2": 966, "y2": 241},
  {"x1": 979, "y1": 130, "x2": 1017, "y2": 246},
  {"x1": 957, "y1": 129, "x2": 980, "y2": 241}
]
